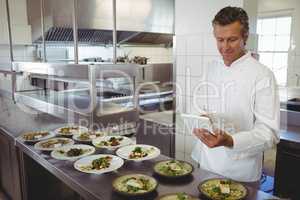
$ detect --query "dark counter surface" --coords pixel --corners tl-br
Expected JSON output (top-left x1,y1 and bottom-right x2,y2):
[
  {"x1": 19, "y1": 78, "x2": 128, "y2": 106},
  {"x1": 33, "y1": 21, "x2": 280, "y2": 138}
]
[
  {"x1": 15, "y1": 136, "x2": 278, "y2": 200},
  {"x1": 280, "y1": 125, "x2": 300, "y2": 144}
]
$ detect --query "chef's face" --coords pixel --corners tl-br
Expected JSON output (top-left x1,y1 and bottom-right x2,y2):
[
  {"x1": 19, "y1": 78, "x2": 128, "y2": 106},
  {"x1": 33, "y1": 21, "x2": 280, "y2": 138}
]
[{"x1": 213, "y1": 21, "x2": 247, "y2": 66}]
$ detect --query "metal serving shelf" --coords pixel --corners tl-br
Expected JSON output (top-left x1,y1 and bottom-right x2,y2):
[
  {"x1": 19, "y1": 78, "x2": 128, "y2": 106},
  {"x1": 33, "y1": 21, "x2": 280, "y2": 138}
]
[
  {"x1": 12, "y1": 62, "x2": 138, "y2": 79},
  {"x1": 99, "y1": 90, "x2": 173, "y2": 104},
  {"x1": 14, "y1": 90, "x2": 135, "y2": 120},
  {"x1": 67, "y1": 89, "x2": 172, "y2": 106},
  {"x1": 12, "y1": 62, "x2": 139, "y2": 126},
  {"x1": 7, "y1": 62, "x2": 174, "y2": 126}
]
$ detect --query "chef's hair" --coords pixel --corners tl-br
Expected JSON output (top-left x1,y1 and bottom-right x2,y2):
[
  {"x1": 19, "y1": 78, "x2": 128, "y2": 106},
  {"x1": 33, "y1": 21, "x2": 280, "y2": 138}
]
[{"x1": 212, "y1": 6, "x2": 249, "y2": 42}]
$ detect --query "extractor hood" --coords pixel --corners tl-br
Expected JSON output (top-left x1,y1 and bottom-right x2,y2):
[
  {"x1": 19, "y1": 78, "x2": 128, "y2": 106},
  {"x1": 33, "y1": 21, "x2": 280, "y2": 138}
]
[{"x1": 27, "y1": 0, "x2": 174, "y2": 45}]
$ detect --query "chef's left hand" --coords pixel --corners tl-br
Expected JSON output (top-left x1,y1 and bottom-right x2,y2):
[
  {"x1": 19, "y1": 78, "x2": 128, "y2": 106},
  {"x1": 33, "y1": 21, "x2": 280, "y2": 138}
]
[{"x1": 193, "y1": 128, "x2": 233, "y2": 148}]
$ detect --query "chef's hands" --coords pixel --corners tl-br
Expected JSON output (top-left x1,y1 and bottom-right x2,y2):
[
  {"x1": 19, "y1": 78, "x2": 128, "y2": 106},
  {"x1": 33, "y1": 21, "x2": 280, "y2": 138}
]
[{"x1": 193, "y1": 128, "x2": 233, "y2": 148}]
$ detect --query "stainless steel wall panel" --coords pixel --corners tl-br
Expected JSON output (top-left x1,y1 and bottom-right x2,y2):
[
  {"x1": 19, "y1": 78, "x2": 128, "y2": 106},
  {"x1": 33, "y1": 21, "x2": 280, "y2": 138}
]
[{"x1": 27, "y1": 0, "x2": 174, "y2": 44}]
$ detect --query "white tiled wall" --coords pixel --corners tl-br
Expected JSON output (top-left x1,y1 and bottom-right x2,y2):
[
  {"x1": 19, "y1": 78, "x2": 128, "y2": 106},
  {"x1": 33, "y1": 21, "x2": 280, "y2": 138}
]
[
  {"x1": 175, "y1": 75, "x2": 186, "y2": 96},
  {"x1": 176, "y1": 55, "x2": 186, "y2": 76},
  {"x1": 120, "y1": 46, "x2": 173, "y2": 63},
  {"x1": 176, "y1": 35, "x2": 187, "y2": 56},
  {"x1": 0, "y1": 45, "x2": 36, "y2": 66},
  {"x1": 186, "y1": 34, "x2": 203, "y2": 56},
  {"x1": 186, "y1": 55, "x2": 204, "y2": 77},
  {"x1": 203, "y1": 33, "x2": 219, "y2": 55},
  {"x1": 175, "y1": 0, "x2": 246, "y2": 165},
  {"x1": 174, "y1": 113, "x2": 199, "y2": 168}
]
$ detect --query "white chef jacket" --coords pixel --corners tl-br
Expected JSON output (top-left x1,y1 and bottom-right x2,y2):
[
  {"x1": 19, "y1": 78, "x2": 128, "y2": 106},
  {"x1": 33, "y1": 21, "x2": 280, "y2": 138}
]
[{"x1": 191, "y1": 52, "x2": 280, "y2": 182}]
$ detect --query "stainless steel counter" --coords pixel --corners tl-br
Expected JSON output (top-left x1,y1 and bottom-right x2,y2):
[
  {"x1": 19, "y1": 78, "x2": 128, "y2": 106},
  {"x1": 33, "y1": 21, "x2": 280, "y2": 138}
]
[
  {"x1": 0, "y1": 98, "x2": 66, "y2": 138},
  {"x1": 16, "y1": 138, "x2": 278, "y2": 200},
  {"x1": 139, "y1": 110, "x2": 173, "y2": 127},
  {"x1": 0, "y1": 97, "x2": 279, "y2": 200}
]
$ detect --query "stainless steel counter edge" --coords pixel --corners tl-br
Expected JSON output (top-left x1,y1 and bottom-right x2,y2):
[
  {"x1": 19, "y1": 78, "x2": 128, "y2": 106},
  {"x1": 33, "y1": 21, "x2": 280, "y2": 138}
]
[
  {"x1": 0, "y1": 127, "x2": 16, "y2": 143},
  {"x1": 15, "y1": 138, "x2": 101, "y2": 200}
]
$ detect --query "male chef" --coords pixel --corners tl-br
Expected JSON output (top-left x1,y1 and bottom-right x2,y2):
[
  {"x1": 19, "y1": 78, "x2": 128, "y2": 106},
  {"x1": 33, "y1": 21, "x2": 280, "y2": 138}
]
[{"x1": 192, "y1": 6, "x2": 280, "y2": 184}]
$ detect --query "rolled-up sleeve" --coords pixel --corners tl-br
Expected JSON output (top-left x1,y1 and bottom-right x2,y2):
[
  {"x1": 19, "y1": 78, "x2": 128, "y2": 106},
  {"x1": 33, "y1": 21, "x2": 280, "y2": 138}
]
[{"x1": 228, "y1": 72, "x2": 280, "y2": 160}]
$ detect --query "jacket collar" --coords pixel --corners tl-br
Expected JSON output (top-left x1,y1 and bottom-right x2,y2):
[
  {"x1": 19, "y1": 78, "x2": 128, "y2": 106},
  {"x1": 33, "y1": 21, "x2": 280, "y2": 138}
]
[{"x1": 225, "y1": 51, "x2": 251, "y2": 68}]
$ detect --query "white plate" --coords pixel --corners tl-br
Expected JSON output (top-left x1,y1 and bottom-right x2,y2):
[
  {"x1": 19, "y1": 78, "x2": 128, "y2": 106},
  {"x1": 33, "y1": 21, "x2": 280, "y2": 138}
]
[
  {"x1": 51, "y1": 144, "x2": 95, "y2": 160},
  {"x1": 54, "y1": 125, "x2": 88, "y2": 136},
  {"x1": 20, "y1": 131, "x2": 55, "y2": 143},
  {"x1": 92, "y1": 136, "x2": 133, "y2": 150},
  {"x1": 73, "y1": 131, "x2": 106, "y2": 142},
  {"x1": 74, "y1": 154, "x2": 124, "y2": 174},
  {"x1": 34, "y1": 137, "x2": 75, "y2": 151},
  {"x1": 116, "y1": 144, "x2": 160, "y2": 161}
]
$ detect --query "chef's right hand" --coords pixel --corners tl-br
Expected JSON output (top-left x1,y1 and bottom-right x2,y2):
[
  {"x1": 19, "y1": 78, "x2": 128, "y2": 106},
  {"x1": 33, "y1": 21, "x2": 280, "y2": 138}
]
[{"x1": 193, "y1": 128, "x2": 233, "y2": 148}]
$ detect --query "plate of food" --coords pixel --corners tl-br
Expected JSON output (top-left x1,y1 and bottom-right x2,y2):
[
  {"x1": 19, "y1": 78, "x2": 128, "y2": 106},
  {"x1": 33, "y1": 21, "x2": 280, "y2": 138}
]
[
  {"x1": 92, "y1": 136, "x2": 132, "y2": 149},
  {"x1": 112, "y1": 174, "x2": 158, "y2": 196},
  {"x1": 74, "y1": 154, "x2": 124, "y2": 174},
  {"x1": 34, "y1": 137, "x2": 75, "y2": 151},
  {"x1": 54, "y1": 125, "x2": 88, "y2": 137},
  {"x1": 73, "y1": 131, "x2": 106, "y2": 142},
  {"x1": 153, "y1": 160, "x2": 194, "y2": 178},
  {"x1": 51, "y1": 144, "x2": 95, "y2": 160},
  {"x1": 156, "y1": 192, "x2": 199, "y2": 200},
  {"x1": 21, "y1": 131, "x2": 55, "y2": 142},
  {"x1": 116, "y1": 144, "x2": 160, "y2": 161},
  {"x1": 198, "y1": 178, "x2": 248, "y2": 200}
]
